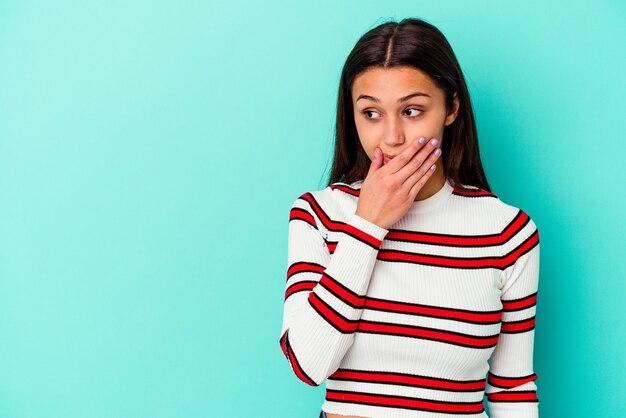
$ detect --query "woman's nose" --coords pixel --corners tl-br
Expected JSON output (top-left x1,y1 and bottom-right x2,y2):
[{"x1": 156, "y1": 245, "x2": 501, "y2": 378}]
[{"x1": 383, "y1": 119, "x2": 406, "y2": 146}]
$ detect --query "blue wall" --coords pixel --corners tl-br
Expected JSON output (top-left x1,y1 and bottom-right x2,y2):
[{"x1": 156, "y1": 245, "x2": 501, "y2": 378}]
[{"x1": 0, "y1": 1, "x2": 624, "y2": 417}]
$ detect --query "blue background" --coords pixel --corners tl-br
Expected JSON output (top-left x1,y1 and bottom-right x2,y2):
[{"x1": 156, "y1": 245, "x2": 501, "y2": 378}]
[{"x1": 0, "y1": 1, "x2": 624, "y2": 417}]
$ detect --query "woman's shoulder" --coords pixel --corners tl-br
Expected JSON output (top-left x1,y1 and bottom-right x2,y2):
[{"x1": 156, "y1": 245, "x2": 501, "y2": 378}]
[
  {"x1": 450, "y1": 181, "x2": 538, "y2": 228},
  {"x1": 289, "y1": 180, "x2": 361, "y2": 221}
]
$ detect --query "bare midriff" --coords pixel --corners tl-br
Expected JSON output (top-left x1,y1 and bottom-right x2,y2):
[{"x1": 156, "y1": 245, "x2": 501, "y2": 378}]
[{"x1": 326, "y1": 414, "x2": 367, "y2": 418}]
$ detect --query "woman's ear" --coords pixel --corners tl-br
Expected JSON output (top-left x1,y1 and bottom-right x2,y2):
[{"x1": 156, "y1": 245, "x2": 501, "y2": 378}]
[{"x1": 444, "y1": 91, "x2": 460, "y2": 126}]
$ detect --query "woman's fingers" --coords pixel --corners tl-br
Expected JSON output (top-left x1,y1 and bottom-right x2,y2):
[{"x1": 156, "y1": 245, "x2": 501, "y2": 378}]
[
  {"x1": 382, "y1": 136, "x2": 427, "y2": 175},
  {"x1": 407, "y1": 152, "x2": 440, "y2": 198},
  {"x1": 367, "y1": 147, "x2": 384, "y2": 177},
  {"x1": 403, "y1": 138, "x2": 442, "y2": 198},
  {"x1": 395, "y1": 137, "x2": 441, "y2": 186}
]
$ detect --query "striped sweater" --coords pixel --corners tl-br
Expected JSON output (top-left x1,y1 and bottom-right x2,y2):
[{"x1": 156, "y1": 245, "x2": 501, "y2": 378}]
[{"x1": 279, "y1": 177, "x2": 540, "y2": 418}]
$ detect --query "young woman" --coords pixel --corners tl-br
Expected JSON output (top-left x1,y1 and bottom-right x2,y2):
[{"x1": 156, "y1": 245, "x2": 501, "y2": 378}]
[{"x1": 279, "y1": 18, "x2": 540, "y2": 418}]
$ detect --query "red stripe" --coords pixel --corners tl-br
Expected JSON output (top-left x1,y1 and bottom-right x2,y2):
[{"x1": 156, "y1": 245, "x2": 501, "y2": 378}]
[
  {"x1": 388, "y1": 229, "x2": 502, "y2": 246},
  {"x1": 358, "y1": 320, "x2": 499, "y2": 348},
  {"x1": 326, "y1": 222, "x2": 524, "y2": 256},
  {"x1": 284, "y1": 280, "x2": 316, "y2": 300},
  {"x1": 365, "y1": 297, "x2": 502, "y2": 324},
  {"x1": 329, "y1": 369, "x2": 486, "y2": 392},
  {"x1": 286, "y1": 262, "x2": 324, "y2": 280},
  {"x1": 319, "y1": 273, "x2": 366, "y2": 307},
  {"x1": 343, "y1": 222, "x2": 383, "y2": 248},
  {"x1": 502, "y1": 292, "x2": 537, "y2": 311},
  {"x1": 501, "y1": 317, "x2": 535, "y2": 333},
  {"x1": 309, "y1": 292, "x2": 359, "y2": 332},
  {"x1": 488, "y1": 373, "x2": 537, "y2": 389},
  {"x1": 279, "y1": 332, "x2": 288, "y2": 358},
  {"x1": 378, "y1": 250, "x2": 502, "y2": 268},
  {"x1": 298, "y1": 193, "x2": 383, "y2": 248},
  {"x1": 386, "y1": 210, "x2": 528, "y2": 246},
  {"x1": 377, "y1": 229, "x2": 538, "y2": 269},
  {"x1": 487, "y1": 390, "x2": 538, "y2": 402},
  {"x1": 501, "y1": 230, "x2": 539, "y2": 268},
  {"x1": 300, "y1": 194, "x2": 344, "y2": 231},
  {"x1": 289, "y1": 206, "x2": 317, "y2": 228},
  {"x1": 329, "y1": 184, "x2": 360, "y2": 196},
  {"x1": 283, "y1": 332, "x2": 317, "y2": 386},
  {"x1": 454, "y1": 189, "x2": 496, "y2": 197},
  {"x1": 326, "y1": 389, "x2": 484, "y2": 413}
]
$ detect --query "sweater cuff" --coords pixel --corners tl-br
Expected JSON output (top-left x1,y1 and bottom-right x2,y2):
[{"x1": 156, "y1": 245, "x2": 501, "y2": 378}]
[
  {"x1": 346, "y1": 213, "x2": 389, "y2": 246},
  {"x1": 321, "y1": 213, "x2": 389, "y2": 296}
]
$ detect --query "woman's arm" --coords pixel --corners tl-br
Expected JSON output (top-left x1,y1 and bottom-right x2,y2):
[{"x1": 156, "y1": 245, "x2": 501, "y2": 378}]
[
  {"x1": 486, "y1": 213, "x2": 541, "y2": 417},
  {"x1": 278, "y1": 192, "x2": 388, "y2": 386}
]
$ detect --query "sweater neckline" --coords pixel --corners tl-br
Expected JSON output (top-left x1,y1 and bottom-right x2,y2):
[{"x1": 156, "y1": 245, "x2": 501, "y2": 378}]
[
  {"x1": 406, "y1": 177, "x2": 454, "y2": 214},
  {"x1": 350, "y1": 177, "x2": 454, "y2": 215}
]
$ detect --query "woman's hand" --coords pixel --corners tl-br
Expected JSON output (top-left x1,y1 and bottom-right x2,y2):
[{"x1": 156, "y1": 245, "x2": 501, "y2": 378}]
[{"x1": 355, "y1": 137, "x2": 442, "y2": 230}]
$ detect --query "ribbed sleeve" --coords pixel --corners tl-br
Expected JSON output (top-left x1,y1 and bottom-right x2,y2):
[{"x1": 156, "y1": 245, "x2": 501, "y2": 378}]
[
  {"x1": 278, "y1": 196, "x2": 389, "y2": 386},
  {"x1": 486, "y1": 215, "x2": 541, "y2": 418}
]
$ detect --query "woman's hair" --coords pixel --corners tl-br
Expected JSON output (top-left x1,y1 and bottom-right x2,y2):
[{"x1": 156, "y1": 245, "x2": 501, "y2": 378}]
[{"x1": 326, "y1": 17, "x2": 491, "y2": 192}]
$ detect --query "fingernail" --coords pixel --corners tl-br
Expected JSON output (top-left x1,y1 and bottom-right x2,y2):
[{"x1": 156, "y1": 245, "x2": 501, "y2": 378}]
[
  {"x1": 374, "y1": 149, "x2": 379, "y2": 158},
  {"x1": 430, "y1": 138, "x2": 439, "y2": 146},
  {"x1": 418, "y1": 137, "x2": 426, "y2": 144},
  {"x1": 434, "y1": 148, "x2": 441, "y2": 156}
]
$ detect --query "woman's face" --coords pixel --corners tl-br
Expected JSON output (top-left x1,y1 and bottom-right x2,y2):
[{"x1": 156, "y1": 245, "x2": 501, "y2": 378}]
[{"x1": 351, "y1": 66, "x2": 459, "y2": 165}]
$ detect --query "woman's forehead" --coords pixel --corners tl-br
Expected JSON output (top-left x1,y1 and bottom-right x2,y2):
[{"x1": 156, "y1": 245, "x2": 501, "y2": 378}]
[{"x1": 352, "y1": 67, "x2": 441, "y2": 103}]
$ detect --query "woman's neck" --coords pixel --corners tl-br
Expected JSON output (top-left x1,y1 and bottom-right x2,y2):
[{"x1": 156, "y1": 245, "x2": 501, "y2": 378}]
[{"x1": 414, "y1": 172, "x2": 446, "y2": 201}]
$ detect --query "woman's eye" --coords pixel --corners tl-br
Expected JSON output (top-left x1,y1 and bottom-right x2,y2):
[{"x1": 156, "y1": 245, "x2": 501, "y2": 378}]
[
  {"x1": 362, "y1": 108, "x2": 422, "y2": 119},
  {"x1": 405, "y1": 108, "x2": 423, "y2": 117},
  {"x1": 363, "y1": 110, "x2": 379, "y2": 119}
]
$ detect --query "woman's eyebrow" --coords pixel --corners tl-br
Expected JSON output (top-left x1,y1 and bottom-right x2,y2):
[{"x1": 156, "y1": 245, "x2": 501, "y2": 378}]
[{"x1": 356, "y1": 91, "x2": 431, "y2": 103}]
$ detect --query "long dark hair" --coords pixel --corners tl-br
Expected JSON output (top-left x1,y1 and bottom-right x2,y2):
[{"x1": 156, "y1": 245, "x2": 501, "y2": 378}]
[{"x1": 325, "y1": 17, "x2": 491, "y2": 192}]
